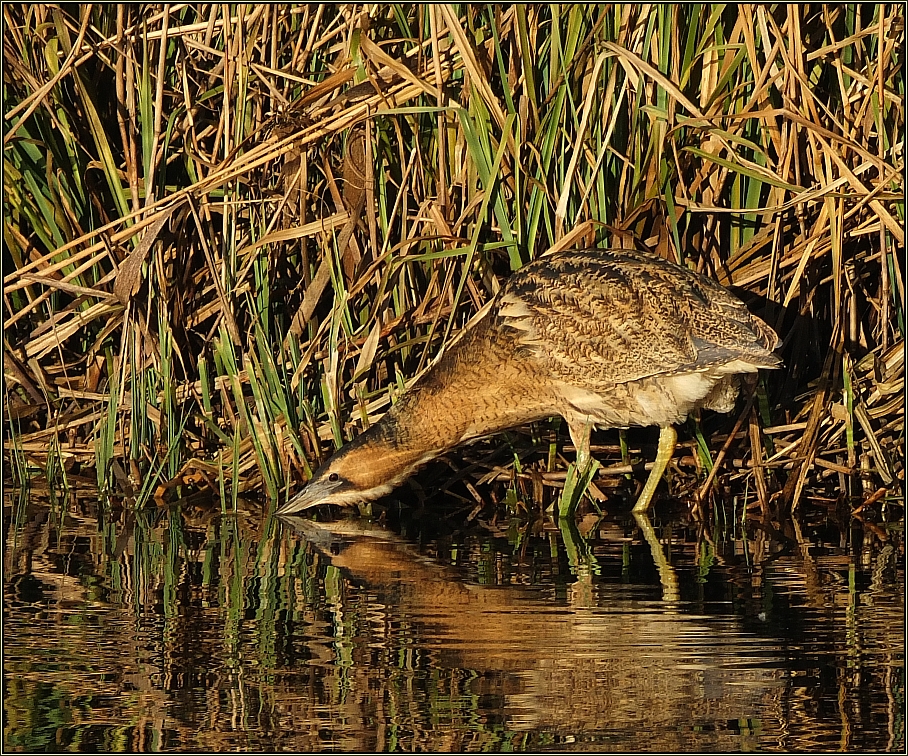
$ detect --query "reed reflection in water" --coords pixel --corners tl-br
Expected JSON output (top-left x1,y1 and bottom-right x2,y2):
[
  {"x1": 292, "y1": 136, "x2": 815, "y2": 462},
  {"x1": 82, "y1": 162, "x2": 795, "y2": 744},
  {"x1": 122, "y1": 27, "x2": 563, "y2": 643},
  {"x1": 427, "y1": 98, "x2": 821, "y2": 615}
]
[
  {"x1": 2, "y1": 493, "x2": 904, "y2": 752},
  {"x1": 279, "y1": 516, "x2": 785, "y2": 748}
]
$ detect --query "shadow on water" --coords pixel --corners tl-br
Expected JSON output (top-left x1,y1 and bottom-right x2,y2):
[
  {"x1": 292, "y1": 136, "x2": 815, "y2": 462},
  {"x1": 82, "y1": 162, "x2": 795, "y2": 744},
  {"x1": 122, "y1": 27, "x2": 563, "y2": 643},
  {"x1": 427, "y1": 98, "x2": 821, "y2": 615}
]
[{"x1": 2, "y1": 486, "x2": 904, "y2": 752}]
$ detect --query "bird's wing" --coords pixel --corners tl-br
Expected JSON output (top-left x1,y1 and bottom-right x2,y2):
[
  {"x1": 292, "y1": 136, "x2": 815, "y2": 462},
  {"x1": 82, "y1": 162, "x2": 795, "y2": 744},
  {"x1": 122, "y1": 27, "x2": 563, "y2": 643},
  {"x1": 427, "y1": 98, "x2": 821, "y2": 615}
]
[{"x1": 497, "y1": 249, "x2": 780, "y2": 388}]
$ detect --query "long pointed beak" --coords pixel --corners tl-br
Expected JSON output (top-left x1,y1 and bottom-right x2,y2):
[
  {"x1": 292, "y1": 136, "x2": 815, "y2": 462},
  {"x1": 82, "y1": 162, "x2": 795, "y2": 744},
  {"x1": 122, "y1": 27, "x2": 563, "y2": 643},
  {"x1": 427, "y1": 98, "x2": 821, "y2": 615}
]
[{"x1": 275, "y1": 478, "x2": 343, "y2": 516}]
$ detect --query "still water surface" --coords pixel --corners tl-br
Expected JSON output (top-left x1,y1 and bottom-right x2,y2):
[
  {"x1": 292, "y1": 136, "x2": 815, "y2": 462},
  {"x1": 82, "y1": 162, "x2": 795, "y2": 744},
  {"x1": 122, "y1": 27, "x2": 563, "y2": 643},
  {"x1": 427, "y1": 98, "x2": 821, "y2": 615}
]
[{"x1": 3, "y1": 492, "x2": 904, "y2": 752}]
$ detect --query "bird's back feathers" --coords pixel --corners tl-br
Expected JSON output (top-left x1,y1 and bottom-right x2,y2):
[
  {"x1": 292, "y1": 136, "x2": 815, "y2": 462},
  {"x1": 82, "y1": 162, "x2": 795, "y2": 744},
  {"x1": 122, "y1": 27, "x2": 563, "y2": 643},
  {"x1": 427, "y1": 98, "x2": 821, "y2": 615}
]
[{"x1": 494, "y1": 248, "x2": 781, "y2": 391}]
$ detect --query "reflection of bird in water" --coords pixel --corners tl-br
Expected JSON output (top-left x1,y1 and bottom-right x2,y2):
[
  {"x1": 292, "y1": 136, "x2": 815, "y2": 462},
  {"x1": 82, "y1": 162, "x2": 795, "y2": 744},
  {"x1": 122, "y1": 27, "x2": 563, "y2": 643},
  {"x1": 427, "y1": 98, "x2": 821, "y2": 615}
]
[
  {"x1": 278, "y1": 248, "x2": 781, "y2": 516},
  {"x1": 281, "y1": 515, "x2": 783, "y2": 741}
]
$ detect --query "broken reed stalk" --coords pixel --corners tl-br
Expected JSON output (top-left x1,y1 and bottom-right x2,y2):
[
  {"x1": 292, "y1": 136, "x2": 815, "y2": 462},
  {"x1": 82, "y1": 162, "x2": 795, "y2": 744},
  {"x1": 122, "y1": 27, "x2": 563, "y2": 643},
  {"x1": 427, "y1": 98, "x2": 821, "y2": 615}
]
[{"x1": 2, "y1": 5, "x2": 904, "y2": 513}]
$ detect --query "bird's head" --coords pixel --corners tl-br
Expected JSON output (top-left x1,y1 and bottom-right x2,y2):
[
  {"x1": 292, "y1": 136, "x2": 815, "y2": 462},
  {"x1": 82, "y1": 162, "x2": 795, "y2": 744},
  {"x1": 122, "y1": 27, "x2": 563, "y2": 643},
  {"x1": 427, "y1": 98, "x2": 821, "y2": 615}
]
[
  {"x1": 275, "y1": 426, "x2": 438, "y2": 516},
  {"x1": 275, "y1": 445, "x2": 390, "y2": 515}
]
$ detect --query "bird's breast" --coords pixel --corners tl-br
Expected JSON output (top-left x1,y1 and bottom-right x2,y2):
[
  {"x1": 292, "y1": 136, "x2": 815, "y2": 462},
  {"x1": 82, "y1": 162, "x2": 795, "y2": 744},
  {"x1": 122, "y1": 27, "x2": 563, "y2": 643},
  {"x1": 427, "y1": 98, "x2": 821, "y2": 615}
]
[{"x1": 555, "y1": 368, "x2": 746, "y2": 429}]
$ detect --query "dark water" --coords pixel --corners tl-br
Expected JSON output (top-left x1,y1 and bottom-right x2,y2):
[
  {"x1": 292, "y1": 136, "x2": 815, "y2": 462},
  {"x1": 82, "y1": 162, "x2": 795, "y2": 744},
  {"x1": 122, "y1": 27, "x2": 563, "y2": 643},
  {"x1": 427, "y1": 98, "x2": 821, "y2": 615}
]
[{"x1": 3, "y1": 490, "x2": 904, "y2": 752}]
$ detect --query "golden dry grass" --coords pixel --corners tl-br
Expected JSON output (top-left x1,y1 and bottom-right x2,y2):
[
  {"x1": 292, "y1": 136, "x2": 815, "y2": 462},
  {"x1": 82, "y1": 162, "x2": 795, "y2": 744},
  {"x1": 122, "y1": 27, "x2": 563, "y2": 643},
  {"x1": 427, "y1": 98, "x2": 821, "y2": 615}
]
[{"x1": 3, "y1": 4, "x2": 904, "y2": 513}]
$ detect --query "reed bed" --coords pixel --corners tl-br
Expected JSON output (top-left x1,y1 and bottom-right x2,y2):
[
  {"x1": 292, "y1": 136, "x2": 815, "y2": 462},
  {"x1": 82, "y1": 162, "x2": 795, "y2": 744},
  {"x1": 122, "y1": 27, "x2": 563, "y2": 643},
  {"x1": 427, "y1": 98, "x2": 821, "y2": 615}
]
[{"x1": 3, "y1": 4, "x2": 904, "y2": 514}]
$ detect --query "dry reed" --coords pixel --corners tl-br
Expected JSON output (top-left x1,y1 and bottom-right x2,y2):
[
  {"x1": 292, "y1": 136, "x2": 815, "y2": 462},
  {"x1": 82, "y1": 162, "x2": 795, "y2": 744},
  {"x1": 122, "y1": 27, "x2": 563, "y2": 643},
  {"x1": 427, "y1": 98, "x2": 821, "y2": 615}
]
[{"x1": 3, "y1": 5, "x2": 903, "y2": 514}]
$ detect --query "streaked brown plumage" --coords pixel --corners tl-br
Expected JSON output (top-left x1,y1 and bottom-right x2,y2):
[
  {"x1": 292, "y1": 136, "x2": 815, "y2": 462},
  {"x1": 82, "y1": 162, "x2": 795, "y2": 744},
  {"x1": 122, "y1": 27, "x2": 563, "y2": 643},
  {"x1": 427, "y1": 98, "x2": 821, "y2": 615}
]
[{"x1": 277, "y1": 248, "x2": 781, "y2": 516}]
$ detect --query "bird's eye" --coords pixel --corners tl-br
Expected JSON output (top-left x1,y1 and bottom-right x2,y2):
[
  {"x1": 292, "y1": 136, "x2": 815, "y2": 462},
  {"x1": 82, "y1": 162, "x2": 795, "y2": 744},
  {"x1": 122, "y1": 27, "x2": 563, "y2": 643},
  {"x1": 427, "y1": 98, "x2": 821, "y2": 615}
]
[{"x1": 328, "y1": 472, "x2": 339, "y2": 482}]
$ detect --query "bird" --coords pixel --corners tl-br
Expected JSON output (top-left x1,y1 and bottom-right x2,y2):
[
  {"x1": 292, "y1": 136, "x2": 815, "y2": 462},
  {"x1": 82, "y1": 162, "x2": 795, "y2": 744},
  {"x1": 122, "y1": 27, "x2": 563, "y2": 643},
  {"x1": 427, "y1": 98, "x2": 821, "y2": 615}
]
[{"x1": 277, "y1": 247, "x2": 781, "y2": 516}]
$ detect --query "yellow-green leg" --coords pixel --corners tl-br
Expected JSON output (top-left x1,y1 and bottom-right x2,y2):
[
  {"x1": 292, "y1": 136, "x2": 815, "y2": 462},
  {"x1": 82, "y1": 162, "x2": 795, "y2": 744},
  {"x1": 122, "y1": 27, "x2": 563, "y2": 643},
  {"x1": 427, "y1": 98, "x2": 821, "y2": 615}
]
[
  {"x1": 568, "y1": 418, "x2": 593, "y2": 473},
  {"x1": 632, "y1": 425, "x2": 677, "y2": 513},
  {"x1": 559, "y1": 418, "x2": 602, "y2": 517}
]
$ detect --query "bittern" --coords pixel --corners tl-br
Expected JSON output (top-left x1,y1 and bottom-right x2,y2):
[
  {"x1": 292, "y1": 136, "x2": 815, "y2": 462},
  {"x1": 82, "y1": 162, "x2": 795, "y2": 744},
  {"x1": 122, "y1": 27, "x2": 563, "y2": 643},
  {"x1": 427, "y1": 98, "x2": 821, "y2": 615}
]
[{"x1": 277, "y1": 248, "x2": 781, "y2": 516}]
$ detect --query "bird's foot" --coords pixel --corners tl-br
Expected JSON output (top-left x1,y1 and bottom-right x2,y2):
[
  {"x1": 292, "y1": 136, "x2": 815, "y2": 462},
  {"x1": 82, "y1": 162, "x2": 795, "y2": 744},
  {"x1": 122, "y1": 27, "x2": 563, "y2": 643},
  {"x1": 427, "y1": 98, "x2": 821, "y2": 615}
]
[
  {"x1": 631, "y1": 425, "x2": 678, "y2": 512},
  {"x1": 558, "y1": 457, "x2": 601, "y2": 518}
]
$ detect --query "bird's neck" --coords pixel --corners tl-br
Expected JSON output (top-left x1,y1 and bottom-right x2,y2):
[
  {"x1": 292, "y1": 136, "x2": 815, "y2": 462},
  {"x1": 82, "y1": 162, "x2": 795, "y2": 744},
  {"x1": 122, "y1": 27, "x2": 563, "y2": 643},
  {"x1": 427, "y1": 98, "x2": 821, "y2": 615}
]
[
  {"x1": 381, "y1": 320, "x2": 554, "y2": 452},
  {"x1": 336, "y1": 317, "x2": 556, "y2": 493}
]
